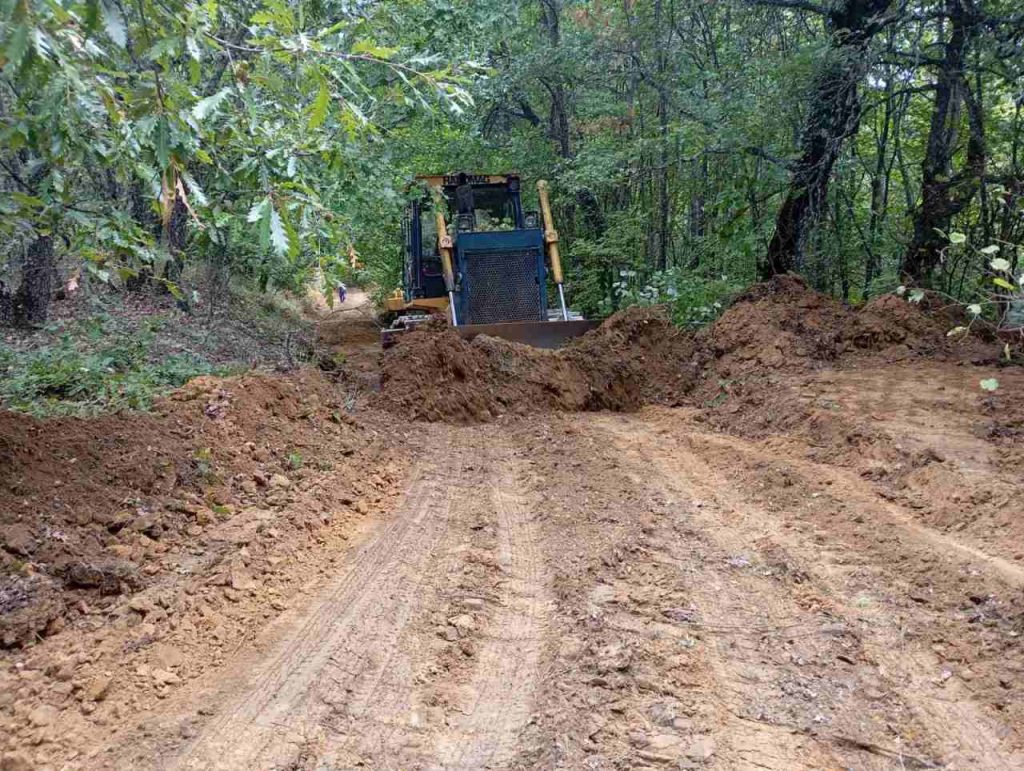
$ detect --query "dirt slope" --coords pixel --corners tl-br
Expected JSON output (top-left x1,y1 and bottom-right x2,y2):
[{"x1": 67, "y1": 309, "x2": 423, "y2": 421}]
[{"x1": 2, "y1": 277, "x2": 1022, "y2": 769}]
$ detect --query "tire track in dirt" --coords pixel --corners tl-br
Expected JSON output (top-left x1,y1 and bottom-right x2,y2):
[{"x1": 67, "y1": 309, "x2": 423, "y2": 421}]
[
  {"x1": 436, "y1": 456, "x2": 550, "y2": 769},
  {"x1": 168, "y1": 437, "x2": 464, "y2": 770},
  {"x1": 695, "y1": 426, "x2": 1024, "y2": 589},
  {"x1": 597, "y1": 413, "x2": 1024, "y2": 769}
]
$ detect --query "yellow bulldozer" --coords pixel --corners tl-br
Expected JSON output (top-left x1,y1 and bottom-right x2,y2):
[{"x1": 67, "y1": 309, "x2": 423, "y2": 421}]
[{"x1": 381, "y1": 172, "x2": 597, "y2": 347}]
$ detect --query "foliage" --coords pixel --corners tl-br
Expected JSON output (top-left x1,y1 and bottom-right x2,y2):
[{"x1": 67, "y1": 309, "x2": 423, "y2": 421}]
[
  {"x1": 0, "y1": 0, "x2": 476, "y2": 303},
  {"x1": 601, "y1": 267, "x2": 743, "y2": 328},
  {"x1": 1, "y1": 0, "x2": 1023, "y2": 354},
  {"x1": 0, "y1": 321, "x2": 231, "y2": 416}
]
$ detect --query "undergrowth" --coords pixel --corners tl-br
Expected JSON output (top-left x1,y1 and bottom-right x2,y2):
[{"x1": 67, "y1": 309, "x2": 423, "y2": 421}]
[{"x1": 0, "y1": 316, "x2": 237, "y2": 416}]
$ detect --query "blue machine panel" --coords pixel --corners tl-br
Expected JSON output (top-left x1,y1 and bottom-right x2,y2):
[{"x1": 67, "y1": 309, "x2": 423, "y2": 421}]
[{"x1": 454, "y1": 229, "x2": 547, "y2": 325}]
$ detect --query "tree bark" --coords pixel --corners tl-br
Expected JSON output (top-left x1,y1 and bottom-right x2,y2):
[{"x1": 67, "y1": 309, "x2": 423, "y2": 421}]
[
  {"x1": 901, "y1": 0, "x2": 985, "y2": 285},
  {"x1": 539, "y1": 0, "x2": 571, "y2": 159},
  {"x1": 760, "y1": 0, "x2": 892, "y2": 279},
  {"x1": 1, "y1": 235, "x2": 56, "y2": 327}
]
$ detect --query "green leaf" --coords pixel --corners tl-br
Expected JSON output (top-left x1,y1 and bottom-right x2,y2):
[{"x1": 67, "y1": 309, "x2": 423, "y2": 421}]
[
  {"x1": 308, "y1": 79, "x2": 330, "y2": 130},
  {"x1": 909, "y1": 289, "x2": 925, "y2": 304},
  {"x1": 895, "y1": 285, "x2": 906, "y2": 296},
  {"x1": 979, "y1": 245, "x2": 1000, "y2": 255},
  {"x1": 4, "y1": 23, "x2": 30, "y2": 70},
  {"x1": 193, "y1": 88, "x2": 232, "y2": 121},
  {"x1": 989, "y1": 257, "x2": 1011, "y2": 272},
  {"x1": 186, "y1": 35, "x2": 201, "y2": 61},
  {"x1": 279, "y1": 206, "x2": 301, "y2": 259},
  {"x1": 351, "y1": 40, "x2": 399, "y2": 59},
  {"x1": 247, "y1": 197, "x2": 270, "y2": 223},
  {"x1": 948, "y1": 232, "x2": 967, "y2": 245},
  {"x1": 966, "y1": 304, "x2": 981, "y2": 316},
  {"x1": 155, "y1": 118, "x2": 170, "y2": 168},
  {"x1": 181, "y1": 171, "x2": 208, "y2": 207},
  {"x1": 11, "y1": 192, "x2": 44, "y2": 209},
  {"x1": 258, "y1": 201, "x2": 272, "y2": 250},
  {"x1": 993, "y1": 277, "x2": 1016, "y2": 291},
  {"x1": 979, "y1": 378, "x2": 999, "y2": 393},
  {"x1": 100, "y1": 0, "x2": 127, "y2": 48},
  {"x1": 947, "y1": 326, "x2": 967, "y2": 337},
  {"x1": 269, "y1": 206, "x2": 289, "y2": 257}
]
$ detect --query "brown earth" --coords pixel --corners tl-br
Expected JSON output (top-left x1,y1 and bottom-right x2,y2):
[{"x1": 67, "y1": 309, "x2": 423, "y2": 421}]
[
  {"x1": 379, "y1": 275, "x2": 999, "y2": 424},
  {"x1": 2, "y1": 276, "x2": 1023, "y2": 770},
  {"x1": 378, "y1": 306, "x2": 701, "y2": 423}
]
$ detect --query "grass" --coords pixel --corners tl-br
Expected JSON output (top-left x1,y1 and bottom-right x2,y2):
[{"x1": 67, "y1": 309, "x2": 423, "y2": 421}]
[{"x1": 0, "y1": 314, "x2": 239, "y2": 417}]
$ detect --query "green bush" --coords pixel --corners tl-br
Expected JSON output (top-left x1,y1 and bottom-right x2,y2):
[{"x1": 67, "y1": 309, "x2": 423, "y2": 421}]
[
  {"x1": 0, "y1": 327, "x2": 230, "y2": 417},
  {"x1": 599, "y1": 267, "x2": 744, "y2": 327}
]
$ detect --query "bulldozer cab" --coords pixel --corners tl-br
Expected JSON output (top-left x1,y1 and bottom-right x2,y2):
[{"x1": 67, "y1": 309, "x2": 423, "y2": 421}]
[{"x1": 401, "y1": 173, "x2": 534, "y2": 310}]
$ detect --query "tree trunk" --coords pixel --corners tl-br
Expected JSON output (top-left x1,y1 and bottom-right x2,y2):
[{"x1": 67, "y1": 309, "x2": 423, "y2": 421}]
[
  {"x1": 1, "y1": 235, "x2": 56, "y2": 328},
  {"x1": 761, "y1": 0, "x2": 892, "y2": 279},
  {"x1": 539, "y1": 0, "x2": 571, "y2": 159},
  {"x1": 900, "y1": 0, "x2": 984, "y2": 284}
]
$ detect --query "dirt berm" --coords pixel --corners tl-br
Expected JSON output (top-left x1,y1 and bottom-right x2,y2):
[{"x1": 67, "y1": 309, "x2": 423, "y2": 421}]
[
  {"x1": 0, "y1": 371, "x2": 380, "y2": 648},
  {"x1": 379, "y1": 307, "x2": 703, "y2": 422},
  {"x1": 380, "y1": 274, "x2": 993, "y2": 422}
]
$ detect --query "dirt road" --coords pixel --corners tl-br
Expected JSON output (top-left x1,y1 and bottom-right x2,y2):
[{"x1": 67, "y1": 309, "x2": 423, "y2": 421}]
[
  {"x1": 4, "y1": 289, "x2": 1023, "y2": 769},
  {"x1": 68, "y1": 362, "x2": 1017, "y2": 770}
]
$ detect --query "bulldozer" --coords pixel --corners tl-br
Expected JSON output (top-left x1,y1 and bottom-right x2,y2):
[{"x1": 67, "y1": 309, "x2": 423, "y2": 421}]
[{"x1": 381, "y1": 172, "x2": 598, "y2": 347}]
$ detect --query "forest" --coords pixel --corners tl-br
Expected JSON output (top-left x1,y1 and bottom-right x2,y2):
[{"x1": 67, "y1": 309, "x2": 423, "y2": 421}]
[
  {"x1": 0, "y1": 0, "x2": 1023, "y2": 329},
  {"x1": 5, "y1": 3, "x2": 1024, "y2": 767}
]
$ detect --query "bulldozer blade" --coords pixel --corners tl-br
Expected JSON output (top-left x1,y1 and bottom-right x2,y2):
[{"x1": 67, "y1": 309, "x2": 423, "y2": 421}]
[{"x1": 454, "y1": 319, "x2": 599, "y2": 349}]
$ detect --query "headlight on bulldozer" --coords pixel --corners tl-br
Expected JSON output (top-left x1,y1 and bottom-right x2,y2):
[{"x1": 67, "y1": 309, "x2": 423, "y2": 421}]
[{"x1": 524, "y1": 211, "x2": 540, "y2": 229}]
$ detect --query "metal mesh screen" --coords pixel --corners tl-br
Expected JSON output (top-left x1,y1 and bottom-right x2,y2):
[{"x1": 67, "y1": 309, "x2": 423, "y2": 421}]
[{"x1": 463, "y1": 248, "x2": 543, "y2": 324}]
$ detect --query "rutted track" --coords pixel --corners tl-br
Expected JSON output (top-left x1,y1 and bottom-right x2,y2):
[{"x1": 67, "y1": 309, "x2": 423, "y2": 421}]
[
  {"x1": 172, "y1": 439, "x2": 462, "y2": 770},
  {"x1": 46, "y1": 373, "x2": 1024, "y2": 770},
  {"x1": 437, "y1": 458, "x2": 550, "y2": 769}
]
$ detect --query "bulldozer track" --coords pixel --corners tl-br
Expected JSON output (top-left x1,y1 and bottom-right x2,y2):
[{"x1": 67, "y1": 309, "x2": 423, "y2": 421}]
[
  {"x1": 597, "y1": 413, "x2": 1024, "y2": 769},
  {"x1": 437, "y1": 458, "x2": 550, "y2": 769},
  {"x1": 78, "y1": 400, "x2": 1024, "y2": 771}
]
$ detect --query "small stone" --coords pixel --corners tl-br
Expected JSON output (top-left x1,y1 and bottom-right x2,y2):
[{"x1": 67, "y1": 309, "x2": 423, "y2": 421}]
[
  {"x1": 269, "y1": 474, "x2": 291, "y2": 490},
  {"x1": 461, "y1": 598, "x2": 485, "y2": 610},
  {"x1": 1, "y1": 524, "x2": 35, "y2": 557},
  {"x1": 447, "y1": 614, "x2": 475, "y2": 634},
  {"x1": 240, "y1": 479, "x2": 258, "y2": 495},
  {"x1": 128, "y1": 595, "x2": 157, "y2": 615},
  {"x1": 150, "y1": 643, "x2": 185, "y2": 670},
  {"x1": 684, "y1": 737, "x2": 716, "y2": 760},
  {"x1": 1, "y1": 751, "x2": 33, "y2": 771},
  {"x1": 128, "y1": 513, "x2": 163, "y2": 538},
  {"x1": 152, "y1": 669, "x2": 182, "y2": 686},
  {"x1": 194, "y1": 508, "x2": 214, "y2": 526},
  {"x1": 354, "y1": 500, "x2": 369, "y2": 515},
  {"x1": 85, "y1": 674, "x2": 113, "y2": 702},
  {"x1": 440, "y1": 626, "x2": 459, "y2": 642},
  {"x1": 27, "y1": 705, "x2": 59, "y2": 727},
  {"x1": 647, "y1": 734, "x2": 683, "y2": 752}
]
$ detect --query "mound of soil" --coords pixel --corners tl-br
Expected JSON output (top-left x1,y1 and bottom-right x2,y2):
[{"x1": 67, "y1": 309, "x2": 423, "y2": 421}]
[
  {"x1": 379, "y1": 308, "x2": 702, "y2": 423},
  {"x1": 700, "y1": 275, "x2": 852, "y2": 374},
  {"x1": 0, "y1": 370, "x2": 367, "y2": 647},
  {"x1": 379, "y1": 275, "x2": 996, "y2": 423},
  {"x1": 701, "y1": 274, "x2": 988, "y2": 378}
]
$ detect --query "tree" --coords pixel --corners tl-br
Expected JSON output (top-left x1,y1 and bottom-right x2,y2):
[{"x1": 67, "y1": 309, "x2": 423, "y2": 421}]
[{"x1": 760, "y1": 0, "x2": 894, "y2": 279}]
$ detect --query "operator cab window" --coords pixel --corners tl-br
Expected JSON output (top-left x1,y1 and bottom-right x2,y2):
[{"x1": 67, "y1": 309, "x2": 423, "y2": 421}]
[
  {"x1": 419, "y1": 207, "x2": 442, "y2": 276},
  {"x1": 471, "y1": 187, "x2": 516, "y2": 231}
]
